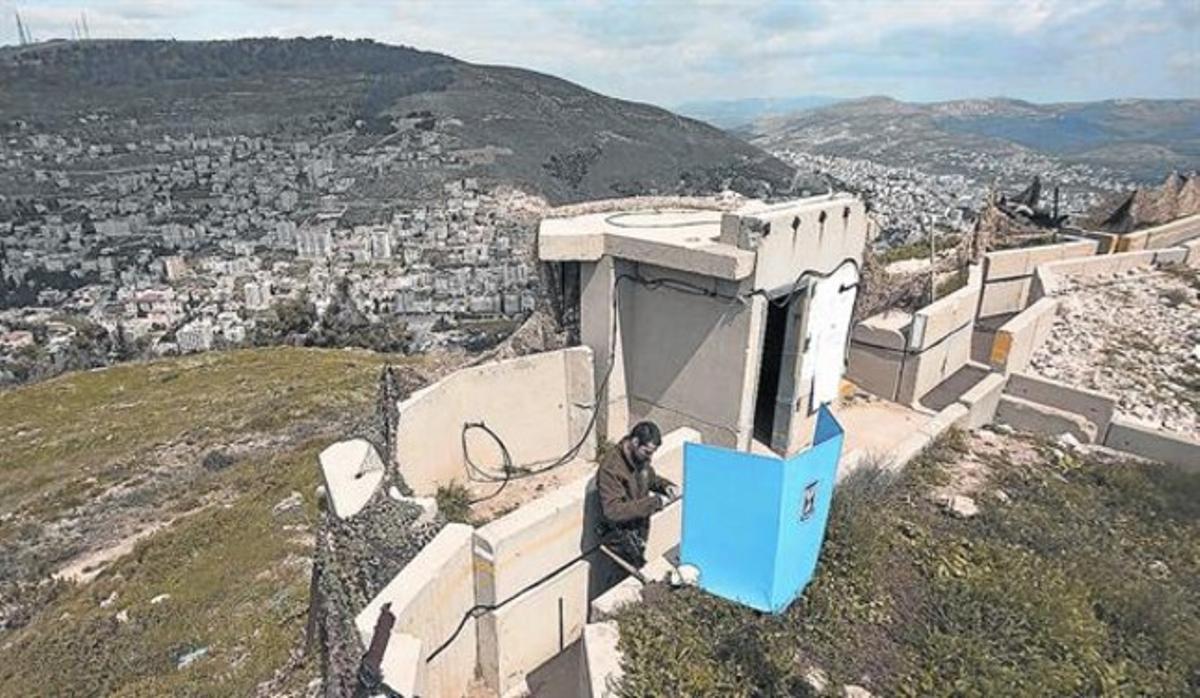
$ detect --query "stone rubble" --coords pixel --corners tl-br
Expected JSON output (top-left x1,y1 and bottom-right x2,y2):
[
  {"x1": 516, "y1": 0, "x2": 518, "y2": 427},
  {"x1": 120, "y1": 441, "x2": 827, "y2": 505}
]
[{"x1": 1030, "y1": 269, "x2": 1200, "y2": 440}]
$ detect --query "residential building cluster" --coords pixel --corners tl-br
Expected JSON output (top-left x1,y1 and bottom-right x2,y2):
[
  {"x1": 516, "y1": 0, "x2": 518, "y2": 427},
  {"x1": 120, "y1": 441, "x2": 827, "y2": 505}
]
[
  {"x1": 0, "y1": 114, "x2": 539, "y2": 378},
  {"x1": 776, "y1": 149, "x2": 1132, "y2": 246}
]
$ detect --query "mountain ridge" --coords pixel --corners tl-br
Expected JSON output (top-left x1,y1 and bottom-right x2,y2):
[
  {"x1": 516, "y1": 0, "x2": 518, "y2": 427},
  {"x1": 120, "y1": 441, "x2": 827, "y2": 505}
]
[
  {"x1": 0, "y1": 37, "x2": 801, "y2": 204},
  {"x1": 747, "y1": 95, "x2": 1200, "y2": 179}
]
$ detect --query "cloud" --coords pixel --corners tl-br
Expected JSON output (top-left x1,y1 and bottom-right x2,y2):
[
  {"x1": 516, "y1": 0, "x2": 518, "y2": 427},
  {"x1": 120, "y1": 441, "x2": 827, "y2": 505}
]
[{"x1": 2, "y1": 0, "x2": 1194, "y2": 103}]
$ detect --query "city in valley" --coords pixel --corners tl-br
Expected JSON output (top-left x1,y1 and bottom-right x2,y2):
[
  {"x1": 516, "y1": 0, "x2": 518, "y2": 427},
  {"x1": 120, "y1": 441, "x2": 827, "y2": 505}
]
[
  {"x1": 1, "y1": 4, "x2": 1197, "y2": 698},
  {"x1": 0, "y1": 90, "x2": 1168, "y2": 387}
]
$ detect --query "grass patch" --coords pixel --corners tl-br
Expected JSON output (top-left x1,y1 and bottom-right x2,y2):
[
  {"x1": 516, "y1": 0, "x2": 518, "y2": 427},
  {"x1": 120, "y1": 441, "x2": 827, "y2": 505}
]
[
  {"x1": 436, "y1": 481, "x2": 474, "y2": 524},
  {"x1": 0, "y1": 347, "x2": 416, "y2": 517},
  {"x1": 615, "y1": 432, "x2": 1200, "y2": 696},
  {"x1": 0, "y1": 440, "x2": 326, "y2": 696},
  {"x1": 879, "y1": 234, "x2": 961, "y2": 266},
  {"x1": 0, "y1": 346, "x2": 429, "y2": 695}
]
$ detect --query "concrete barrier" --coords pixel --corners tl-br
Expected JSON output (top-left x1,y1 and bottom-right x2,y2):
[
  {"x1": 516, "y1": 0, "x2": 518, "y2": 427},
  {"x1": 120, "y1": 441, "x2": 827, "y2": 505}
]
[
  {"x1": 318, "y1": 438, "x2": 384, "y2": 520},
  {"x1": 474, "y1": 473, "x2": 597, "y2": 606},
  {"x1": 988, "y1": 297, "x2": 1059, "y2": 374},
  {"x1": 477, "y1": 559, "x2": 590, "y2": 696},
  {"x1": 995, "y1": 394, "x2": 1098, "y2": 443},
  {"x1": 1004, "y1": 373, "x2": 1115, "y2": 441},
  {"x1": 956, "y1": 370, "x2": 1007, "y2": 429},
  {"x1": 1184, "y1": 239, "x2": 1200, "y2": 267},
  {"x1": 583, "y1": 621, "x2": 624, "y2": 698},
  {"x1": 846, "y1": 309, "x2": 910, "y2": 401},
  {"x1": 1103, "y1": 418, "x2": 1200, "y2": 472},
  {"x1": 471, "y1": 427, "x2": 695, "y2": 695},
  {"x1": 848, "y1": 267, "x2": 981, "y2": 406},
  {"x1": 979, "y1": 239, "x2": 1098, "y2": 317},
  {"x1": 355, "y1": 523, "x2": 477, "y2": 698},
  {"x1": 395, "y1": 347, "x2": 596, "y2": 495},
  {"x1": 1111, "y1": 213, "x2": 1200, "y2": 252}
]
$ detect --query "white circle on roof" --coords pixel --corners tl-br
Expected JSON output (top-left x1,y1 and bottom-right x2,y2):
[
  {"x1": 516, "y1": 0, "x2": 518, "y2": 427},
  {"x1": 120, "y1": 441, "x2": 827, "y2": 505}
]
[{"x1": 604, "y1": 209, "x2": 719, "y2": 229}]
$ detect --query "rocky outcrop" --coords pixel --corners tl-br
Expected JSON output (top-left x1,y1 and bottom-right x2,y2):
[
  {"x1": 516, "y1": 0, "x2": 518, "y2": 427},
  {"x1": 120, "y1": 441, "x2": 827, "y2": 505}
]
[{"x1": 1083, "y1": 171, "x2": 1200, "y2": 233}]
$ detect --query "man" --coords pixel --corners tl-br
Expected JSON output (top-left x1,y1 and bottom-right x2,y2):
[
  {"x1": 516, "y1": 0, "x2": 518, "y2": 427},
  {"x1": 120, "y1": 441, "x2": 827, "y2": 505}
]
[{"x1": 596, "y1": 421, "x2": 679, "y2": 570}]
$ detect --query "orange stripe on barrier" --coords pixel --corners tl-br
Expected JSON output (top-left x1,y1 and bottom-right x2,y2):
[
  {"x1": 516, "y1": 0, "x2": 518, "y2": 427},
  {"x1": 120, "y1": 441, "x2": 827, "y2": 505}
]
[{"x1": 990, "y1": 332, "x2": 1012, "y2": 367}]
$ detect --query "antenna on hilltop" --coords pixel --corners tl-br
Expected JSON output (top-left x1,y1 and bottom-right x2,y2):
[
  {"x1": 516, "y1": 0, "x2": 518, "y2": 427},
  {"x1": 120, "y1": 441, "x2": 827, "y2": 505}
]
[
  {"x1": 15, "y1": 9, "x2": 30, "y2": 46},
  {"x1": 81, "y1": 11, "x2": 90, "y2": 40}
]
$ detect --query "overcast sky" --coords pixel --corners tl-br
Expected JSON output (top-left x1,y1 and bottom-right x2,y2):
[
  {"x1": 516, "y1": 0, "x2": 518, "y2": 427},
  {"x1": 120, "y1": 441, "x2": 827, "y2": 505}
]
[{"x1": 4, "y1": 1, "x2": 1197, "y2": 107}]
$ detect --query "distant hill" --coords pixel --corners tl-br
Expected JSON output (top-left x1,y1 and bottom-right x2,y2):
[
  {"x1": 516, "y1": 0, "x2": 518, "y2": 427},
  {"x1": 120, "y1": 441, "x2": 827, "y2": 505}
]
[
  {"x1": 0, "y1": 38, "x2": 801, "y2": 203},
  {"x1": 674, "y1": 96, "x2": 840, "y2": 129},
  {"x1": 748, "y1": 96, "x2": 1200, "y2": 180}
]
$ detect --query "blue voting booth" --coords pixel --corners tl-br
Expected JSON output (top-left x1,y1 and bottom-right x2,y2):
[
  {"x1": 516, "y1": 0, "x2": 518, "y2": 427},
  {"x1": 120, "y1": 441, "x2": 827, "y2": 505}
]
[{"x1": 680, "y1": 405, "x2": 845, "y2": 613}]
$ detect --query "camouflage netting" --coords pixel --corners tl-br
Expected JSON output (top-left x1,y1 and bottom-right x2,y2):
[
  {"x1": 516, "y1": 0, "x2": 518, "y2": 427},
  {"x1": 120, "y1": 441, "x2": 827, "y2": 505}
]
[
  {"x1": 467, "y1": 307, "x2": 569, "y2": 367},
  {"x1": 854, "y1": 240, "x2": 972, "y2": 322},
  {"x1": 313, "y1": 491, "x2": 446, "y2": 698}
]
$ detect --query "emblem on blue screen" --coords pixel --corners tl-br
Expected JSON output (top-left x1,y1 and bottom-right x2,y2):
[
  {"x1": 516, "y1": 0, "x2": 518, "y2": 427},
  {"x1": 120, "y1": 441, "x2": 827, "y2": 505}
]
[
  {"x1": 679, "y1": 405, "x2": 844, "y2": 613},
  {"x1": 801, "y1": 481, "x2": 818, "y2": 521}
]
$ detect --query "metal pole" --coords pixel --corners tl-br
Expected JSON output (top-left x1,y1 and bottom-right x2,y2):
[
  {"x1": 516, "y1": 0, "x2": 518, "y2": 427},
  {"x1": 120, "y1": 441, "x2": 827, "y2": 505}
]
[{"x1": 928, "y1": 225, "x2": 937, "y2": 303}]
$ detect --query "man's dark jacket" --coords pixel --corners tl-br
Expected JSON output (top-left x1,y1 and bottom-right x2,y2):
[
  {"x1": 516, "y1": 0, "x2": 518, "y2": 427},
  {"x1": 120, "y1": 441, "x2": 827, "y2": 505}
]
[{"x1": 596, "y1": 440, "x2": 675, "y2": 538}]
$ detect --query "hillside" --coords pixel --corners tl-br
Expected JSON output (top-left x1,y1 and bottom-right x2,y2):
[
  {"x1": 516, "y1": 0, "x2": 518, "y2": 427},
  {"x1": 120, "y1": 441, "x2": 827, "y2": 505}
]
[
  {"x1": 616, "y1": 429, "x2": 1200, "y2": 696},
  {"x1": 749, "y1": 96, "x2": 1200, "y2": 181},
  {"x1": 0, "y1": 347, "x2": 430, "y2": 696},
  {"x1": 674, "y1": 96, "x2": 841, "y2": 130},
  {"x1": 0, "y1": 38, "x2": 799, "y2": 203}
]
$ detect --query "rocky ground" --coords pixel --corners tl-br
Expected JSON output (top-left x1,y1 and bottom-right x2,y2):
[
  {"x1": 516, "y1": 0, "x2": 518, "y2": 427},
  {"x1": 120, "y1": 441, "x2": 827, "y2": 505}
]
[{"x1": 1030, "y1": 266, "x2": 1200, "y2": 439}]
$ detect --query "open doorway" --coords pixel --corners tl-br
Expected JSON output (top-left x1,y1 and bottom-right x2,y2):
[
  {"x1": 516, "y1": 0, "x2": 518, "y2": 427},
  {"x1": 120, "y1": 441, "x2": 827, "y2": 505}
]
[{"x1": 753, "y1": 298, "x2": 791, "y2": 446}]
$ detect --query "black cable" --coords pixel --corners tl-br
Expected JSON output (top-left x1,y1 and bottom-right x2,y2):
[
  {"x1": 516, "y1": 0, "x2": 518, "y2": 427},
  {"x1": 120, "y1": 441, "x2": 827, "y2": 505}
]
[
  {"x1": 463, "y1": 422, "x2": 513, "y2": 504},
  {"x1": 425, "y1": 543, "x2": 601, "y2": 662},
  {"x1": 848, "y1": 317, "x2": 975, "y2": 356},
  {"x1": 458, "y1": 257, "x2": 864, "y2": 485}
]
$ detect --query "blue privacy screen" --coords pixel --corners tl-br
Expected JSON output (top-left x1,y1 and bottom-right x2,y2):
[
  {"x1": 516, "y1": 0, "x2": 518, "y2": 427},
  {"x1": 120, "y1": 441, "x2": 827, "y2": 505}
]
[{"x1": 680, "y1": 405, "x2": 845, "y2": 613}]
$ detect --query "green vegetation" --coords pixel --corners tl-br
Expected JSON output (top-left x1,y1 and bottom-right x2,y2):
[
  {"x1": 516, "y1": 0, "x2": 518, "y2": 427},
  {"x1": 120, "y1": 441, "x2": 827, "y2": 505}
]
[
  {"x1": 0, "y1": 442, "x2": 323, "y2": 696},
  {"x1": 878, "y1": 233, "x2": 961, "y2": 265},
  {"x1": 435, "y1": 482, "x2": 475, "y2": 524},
  {"x1": 0, "y1": 347, "x2": 424, "y2": 697},
  {"x1": 0, "y1": 347, "x2": 407, "y2": 516},
  {"x1": 934, "y1": 267, "x2": 969, "y2": 298},
  {"x1": 616, "y1": 431, "x2": 1200, "y2": 696},
  {"x1": 251, "y1": 282, "x2": 410, "y2": 353}
]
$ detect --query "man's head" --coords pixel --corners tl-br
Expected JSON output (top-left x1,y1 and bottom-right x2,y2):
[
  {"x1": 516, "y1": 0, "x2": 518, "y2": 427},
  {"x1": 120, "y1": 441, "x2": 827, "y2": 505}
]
[{"x1": 626, "y1": 421, "x2": 662, "y2": 466}]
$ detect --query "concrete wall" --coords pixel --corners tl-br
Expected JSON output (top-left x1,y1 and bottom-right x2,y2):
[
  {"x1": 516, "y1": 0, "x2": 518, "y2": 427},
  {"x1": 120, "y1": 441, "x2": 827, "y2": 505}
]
[
  {"x1": 581, "y1": 257, "x2": 631, "y2": 445},
  {"x1": 620, "y1": 263, "x2": 764, "y2": 450},
  {"x1": 394, "y1": 347, "x2": 596, "y2": 495},
  {"x1": 477, "y1": 559, "x2": 590, "y2": 695},
  {"x1": 1103, "y1": 418, "x2": 1200, "y2": 471},
  {"x1": 471, "y1": 427, "x2": 696, "y2": 695},
  {"x1": 979, "y1": 239, "x2": 1098, "y2": 317},
  {"x1": 355, "y1": 524, "x2": 477, "y2": 698},
  {"x1": 737, "y1": 196, "x2": 869, "y2": 295},
  {"x1": 987, "y1": 297, "x2": 1059, "y2": 374},
  {"x1": 1003, "y1": 372, "x2": 1115, "y2": 441},
  {"x1": 1111, "y1": 213, "x2": 1200, "y2": 252},
  {"x1": 847, "y1": 266, "x2": 981, "y2": 406}
]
